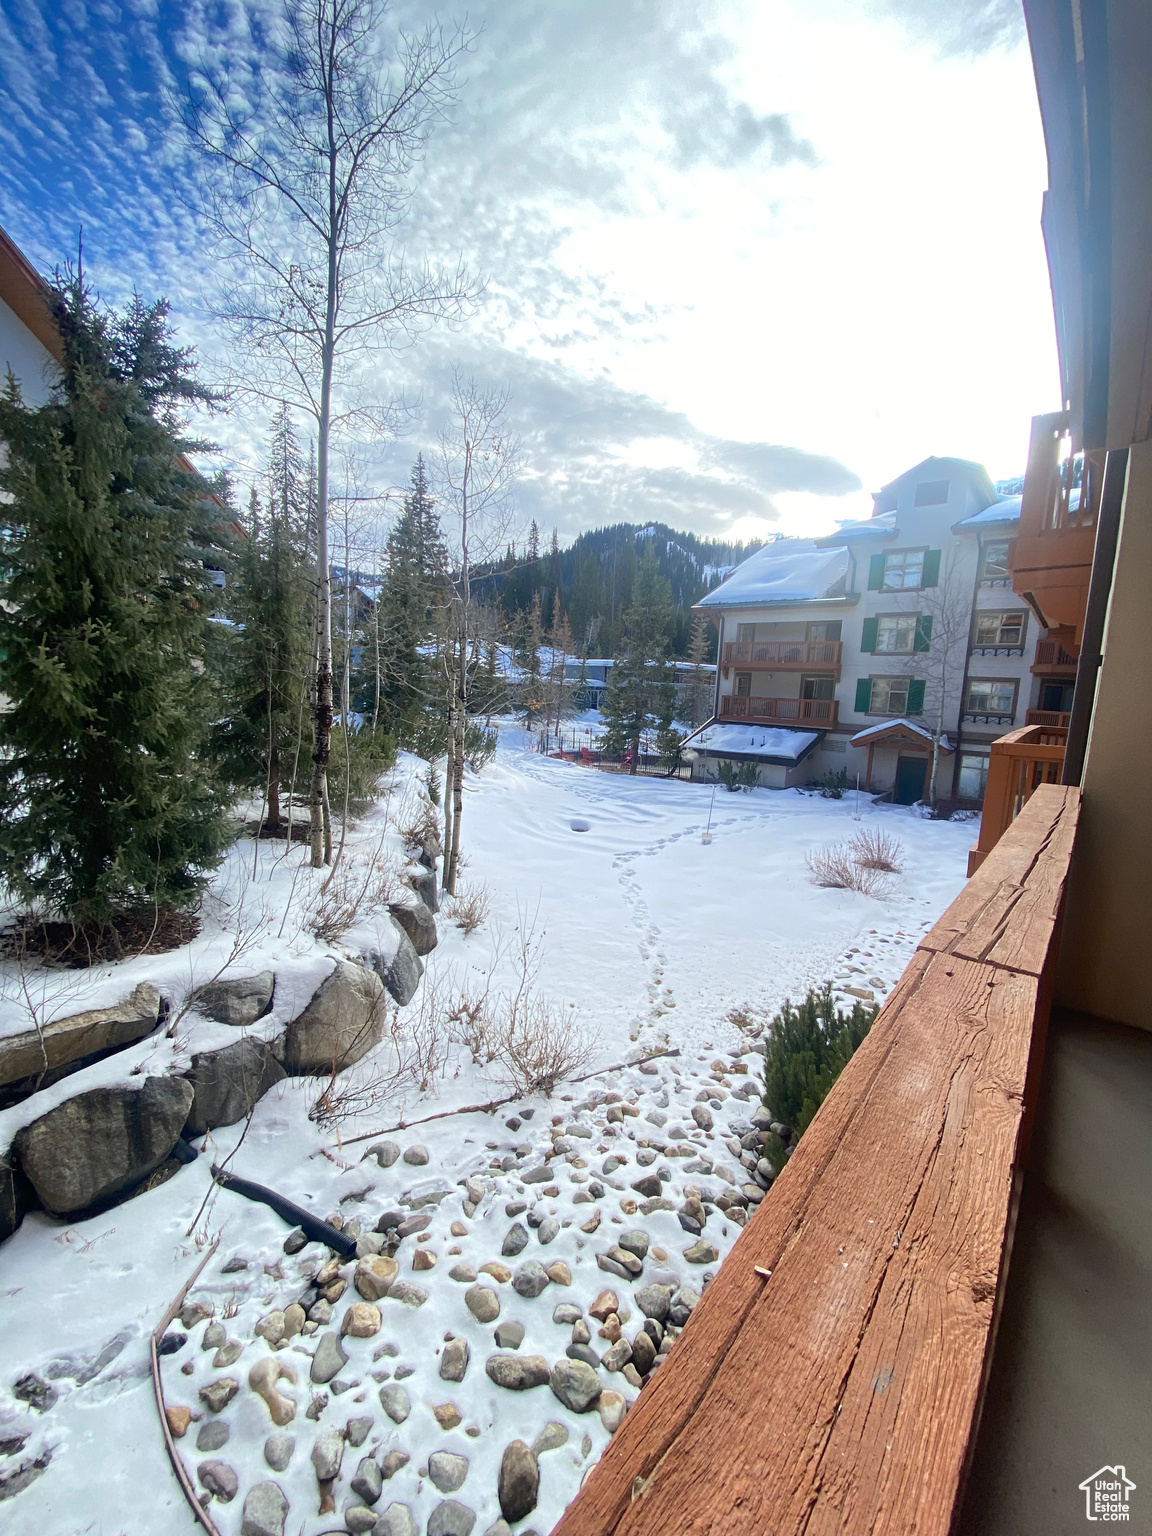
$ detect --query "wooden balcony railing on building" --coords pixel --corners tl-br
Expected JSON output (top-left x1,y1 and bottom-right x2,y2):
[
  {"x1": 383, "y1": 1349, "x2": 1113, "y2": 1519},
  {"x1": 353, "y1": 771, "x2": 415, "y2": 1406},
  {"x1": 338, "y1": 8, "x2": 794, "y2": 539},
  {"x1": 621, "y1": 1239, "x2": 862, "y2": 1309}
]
[
  {"x1": 1031, "y1": 633, "x2": 1080, "y2": 674},
  {"x1": 1010, "y1": 411, "x2": 1103, "y2": 642},
  {"x1": 1025, "y1": 708, "x2": 1072, "y2": 728},
  {"x1": 967, "y1": 723, "x2": 1067, "y2": 876},
  {"x1": 720, "y1": 694, "x2": 838, "y2": 726},
  {"x1": 553, "y1": 785, "x2": 1080, "y2": 1536},
  {"x1": 721, "y1": 639, "x2": 842, "y2": 678}
]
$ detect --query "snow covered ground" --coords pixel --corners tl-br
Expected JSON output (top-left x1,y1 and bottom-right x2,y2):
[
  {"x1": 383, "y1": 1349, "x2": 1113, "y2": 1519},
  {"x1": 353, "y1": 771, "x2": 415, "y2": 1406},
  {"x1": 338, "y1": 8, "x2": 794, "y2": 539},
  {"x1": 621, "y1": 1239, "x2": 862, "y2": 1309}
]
[{"x1": 0, "y1": 722, "x2": 975, "y2": 1536}]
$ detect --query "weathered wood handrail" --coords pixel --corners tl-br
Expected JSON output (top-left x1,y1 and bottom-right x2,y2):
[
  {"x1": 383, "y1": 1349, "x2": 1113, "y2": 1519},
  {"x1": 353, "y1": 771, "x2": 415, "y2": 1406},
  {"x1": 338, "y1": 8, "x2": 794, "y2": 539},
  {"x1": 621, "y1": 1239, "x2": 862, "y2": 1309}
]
[
  {"x1": 967, "y1": 724, "x2": 1067, "y2": 875},
  {"x1": 1025, "y1": 708, "x2": 1071, "y2": 728},
  {"x1": 1033, "y1": 637, "x2": 1079, "y2": 669},
  {"x1": 553, "y1": 786, "x2": 1080, "y2": 1536},
  {"x1": 722, "y1": 640, "x2": 842, "y2": 671},
  {"x1": 719, "y1": 695, "x2": 839, "y2": 725}
]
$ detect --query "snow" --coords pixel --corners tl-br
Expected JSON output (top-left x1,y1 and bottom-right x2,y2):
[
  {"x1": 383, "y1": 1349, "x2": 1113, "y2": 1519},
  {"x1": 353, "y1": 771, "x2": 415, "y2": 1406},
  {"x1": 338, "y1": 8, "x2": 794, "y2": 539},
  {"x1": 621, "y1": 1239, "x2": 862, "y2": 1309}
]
[
  {"x1": 849, "y1": 718, "x2": 935, "y2": 745},
  {"x1": 954, "y1": 496, "x2": 1021, "y2": 528},
  {"x1": 0, "y1": 728, "x2": 975, "y2": 1534},
  {"x1": 696, "y1": 541, "x2": 850, "y2": 608},
  {"x1": 683, "y1": 723, "x2": 819, "y2": 761}
]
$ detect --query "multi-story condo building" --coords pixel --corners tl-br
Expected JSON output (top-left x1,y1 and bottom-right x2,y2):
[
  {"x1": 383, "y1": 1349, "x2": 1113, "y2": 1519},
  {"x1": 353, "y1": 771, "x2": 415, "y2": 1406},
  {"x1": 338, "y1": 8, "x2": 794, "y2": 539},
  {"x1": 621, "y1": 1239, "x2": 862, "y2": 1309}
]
[{"x1": 684, "y1": 455, "x2": 1080, "y2": 803}]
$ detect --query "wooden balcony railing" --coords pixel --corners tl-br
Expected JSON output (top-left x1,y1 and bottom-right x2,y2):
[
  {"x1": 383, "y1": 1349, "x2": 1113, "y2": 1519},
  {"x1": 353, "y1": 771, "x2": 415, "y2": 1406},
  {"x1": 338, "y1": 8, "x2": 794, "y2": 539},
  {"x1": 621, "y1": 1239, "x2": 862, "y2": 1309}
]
[
  {"x1": 554, "y1": 784, "x2": 1080, "y2": 1536},
  {"x1": 1025, "y1": 708, "x2": 1072, "y2": 728},
  {"x1": 1011, "y1": 411, "x2": 1104, "y2": 641},
  {"x1": 967, "y1": 724, "x2": 1067, "y2": 876},
  {"x1": 720, "y1": 694, "x2": 838, "y2": 726},
  {"x1": 1031, "y1": 636, "x2": 1080, "y2": 673},
  {"x1": 722, "y1": 640, "x2": 842, "y2": 677}
]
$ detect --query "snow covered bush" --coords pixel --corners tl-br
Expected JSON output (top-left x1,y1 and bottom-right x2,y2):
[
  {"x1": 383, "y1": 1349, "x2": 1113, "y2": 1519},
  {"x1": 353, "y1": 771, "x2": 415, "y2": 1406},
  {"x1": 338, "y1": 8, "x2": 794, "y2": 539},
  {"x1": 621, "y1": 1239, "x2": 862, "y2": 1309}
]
[
  {"x1": 805, "y1": 841, "x2": 894, "y2": 897},
  {"x1": 848, "y1": 827, "x2": 905, "y2": 873},
  {"x1": 762, "y1": 982, "x2": 877, "y2": 1142},
  {"x1": 448, "y1": 881, "x2": 490, "y2": 935}
]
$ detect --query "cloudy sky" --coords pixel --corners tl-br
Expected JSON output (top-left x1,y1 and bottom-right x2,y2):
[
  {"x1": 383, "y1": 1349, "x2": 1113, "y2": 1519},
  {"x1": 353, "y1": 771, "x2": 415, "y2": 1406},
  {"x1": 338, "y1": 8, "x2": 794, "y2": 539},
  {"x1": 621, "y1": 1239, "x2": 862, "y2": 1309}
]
[{"x1": 0, "y1": 0, "x2": 1058, "y2": 542}]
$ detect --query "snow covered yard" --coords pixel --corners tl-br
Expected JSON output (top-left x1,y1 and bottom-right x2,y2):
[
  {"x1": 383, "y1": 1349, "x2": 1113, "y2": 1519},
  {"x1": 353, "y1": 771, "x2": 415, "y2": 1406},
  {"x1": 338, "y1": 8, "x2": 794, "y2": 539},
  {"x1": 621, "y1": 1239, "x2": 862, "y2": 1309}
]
[{"x1": 0, "y1": 725, "x2": 974, "y2": 1536}]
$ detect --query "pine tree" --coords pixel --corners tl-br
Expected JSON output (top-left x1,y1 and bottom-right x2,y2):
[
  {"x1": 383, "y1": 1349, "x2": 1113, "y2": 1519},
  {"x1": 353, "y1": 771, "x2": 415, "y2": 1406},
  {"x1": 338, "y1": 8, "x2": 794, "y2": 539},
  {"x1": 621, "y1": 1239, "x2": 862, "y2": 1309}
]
[
  {"x1": 0, "y1": 276, "x2": 232, "y2": 925},
  {"x1": 683, "y1": 610, "x2": 717, "y2": 729},
  {"x1": 600, "y1": 548, "x2": 677, "y2": 773},
  {"x1": 514, "y1": 593, "x2": 546, "y2": 727}
]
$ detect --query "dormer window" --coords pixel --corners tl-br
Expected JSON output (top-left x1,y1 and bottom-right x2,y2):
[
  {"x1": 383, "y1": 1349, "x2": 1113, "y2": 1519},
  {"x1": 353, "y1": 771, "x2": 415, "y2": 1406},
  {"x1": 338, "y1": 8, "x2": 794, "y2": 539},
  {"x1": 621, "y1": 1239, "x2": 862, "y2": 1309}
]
[{"x1": 913, "y1": 479, "x2": 950, "y2": 506}]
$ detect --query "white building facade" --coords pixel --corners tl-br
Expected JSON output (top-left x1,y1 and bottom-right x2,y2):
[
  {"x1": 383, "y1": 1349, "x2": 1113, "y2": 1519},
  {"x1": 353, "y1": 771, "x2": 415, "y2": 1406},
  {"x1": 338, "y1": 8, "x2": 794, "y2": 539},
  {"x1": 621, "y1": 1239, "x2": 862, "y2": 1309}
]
[{"x1": 688, "y1": 457, "x2": 1075, "y2": 803}]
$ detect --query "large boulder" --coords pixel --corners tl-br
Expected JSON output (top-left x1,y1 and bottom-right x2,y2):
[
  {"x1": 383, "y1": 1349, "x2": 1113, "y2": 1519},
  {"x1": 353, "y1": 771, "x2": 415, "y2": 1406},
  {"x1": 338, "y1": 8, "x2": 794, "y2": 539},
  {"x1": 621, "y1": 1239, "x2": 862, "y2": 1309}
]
[
  {"x1": 183, "y1": 1037, "x2": 287, "y2": 1136},
  {"x1": 14, "y1": 1076, "x2": 194, "y2": 1215},
  {"x1": 387, "y1": 901, "x2": 438, "y2": 957},
  {"x1": 0, "y1": 1148, "x2": 32, "y2": 1242},
  {"x1": 0, "y1": 983, "x2": 161, "y2": 1090},
  {"x1": 278, "y1": 963, "x2": 385, "y2": 1076},
  {"x1": 407, "y1": 865, "x2": 439, "y2": 914},
  {"x1": 364, "y1": 918, "x2": 424, "y2": 1007},
  {"x1": 192, "y1": 973, "x2": 275, "y2": 1028}
]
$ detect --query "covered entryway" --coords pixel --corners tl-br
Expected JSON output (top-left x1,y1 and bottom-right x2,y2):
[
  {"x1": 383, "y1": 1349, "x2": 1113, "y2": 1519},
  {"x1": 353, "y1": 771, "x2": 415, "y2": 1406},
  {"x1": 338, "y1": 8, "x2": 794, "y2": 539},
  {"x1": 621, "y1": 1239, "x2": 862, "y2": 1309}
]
[
  {"x1": 849, "y1": 718, "x2": 952, "y2": 800},
  {"x1": 894, "y1": 755, "x2": 927, "y2": 805}
]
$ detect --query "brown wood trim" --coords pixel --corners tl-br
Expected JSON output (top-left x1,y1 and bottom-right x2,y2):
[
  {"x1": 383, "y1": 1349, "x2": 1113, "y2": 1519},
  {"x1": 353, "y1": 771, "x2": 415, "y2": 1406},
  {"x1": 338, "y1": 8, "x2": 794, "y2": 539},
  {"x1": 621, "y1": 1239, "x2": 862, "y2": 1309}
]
[
  {"x1": 551, "y1": 785, "x2": 1080, "y2": 1536},
  {"x1": 0, "y1": 223, "x2": 63, "y2": 363}
]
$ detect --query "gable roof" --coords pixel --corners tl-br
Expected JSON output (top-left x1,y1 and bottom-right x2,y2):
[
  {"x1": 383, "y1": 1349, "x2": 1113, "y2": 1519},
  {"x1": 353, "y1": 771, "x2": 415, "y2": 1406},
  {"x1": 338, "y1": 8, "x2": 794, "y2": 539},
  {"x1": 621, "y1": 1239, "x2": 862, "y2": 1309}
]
[
  {"x1": 872, "y1": 455, "x2": 998, "y2": 512},
  {"x1": 0, "y1": 223, "x2": 63, "y2": 364},
  {"x1": 695, "y1": 541, "x2": 851, "y2": 610}
]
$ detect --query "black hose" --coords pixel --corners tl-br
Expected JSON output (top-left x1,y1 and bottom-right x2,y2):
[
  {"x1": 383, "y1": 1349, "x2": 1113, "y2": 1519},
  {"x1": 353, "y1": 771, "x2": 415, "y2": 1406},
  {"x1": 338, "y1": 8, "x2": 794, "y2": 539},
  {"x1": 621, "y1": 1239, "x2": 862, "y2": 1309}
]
[{"x1": 209, "y1": 1164, "x2": 358, "y2": 1258}]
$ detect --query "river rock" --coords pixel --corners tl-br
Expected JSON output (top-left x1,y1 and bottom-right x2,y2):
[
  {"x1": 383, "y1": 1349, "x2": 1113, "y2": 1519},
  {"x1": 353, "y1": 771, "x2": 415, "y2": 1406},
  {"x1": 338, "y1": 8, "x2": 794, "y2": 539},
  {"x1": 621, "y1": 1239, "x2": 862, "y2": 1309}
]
[
  {"x1": 14, "y1": 1076, "x2": 193, "y2": 1215},
  {"x1": 493, "y1": 1321, "x2": 524, "y2": 1350},
  {"x1": 278, "y1": 962, "x2": 385, "y2": 1076},
  {"x1": 310, "y1": 1333, "x2": 348, "y2": 1385},
  {"x1": 0, "y1": 982, "x2": 161, "y2": 1090},
  {"x1": 193, "y1": 973, "x2": 275, "y2": 1028},
  {"x1": 386, "y1": 1282, "x2": 427, "y2": 1307},
  {"x1": 512, "y1": 1261, "x2": 550, "y2": 1298},
  {"x1": 553, "y1": 1303, "x2": 583, "y2": 1325},
  {"x1": 498, "y1": 1440, "x2": 538, "y2": 1523},
  {"x1": 387, "y1": 900, "x2": 438, "y2": 956},
  {"x1": 602, "y1": 1338, "x2": 632, "y2": 1373},
  {"x1": 196, "y1": 1419, "x2": 230, "y2": 1452},
  {"x1": 634, "y1": 1284, "x2": 673, "y2": 1321},
  {"x1": 341, "y1": 1302, "x2": 382, "y2": 1338},
  {"x1": 427, "y1": 1500, "x2": 476, "y2": 1536},
  {"x1": 240, "y1": 1480, "x2": 288, "y2": 1536},
  {"x1": 183, "y1": 1037, "x2": 286, "y2": 1136},
  {"x1": 683, "y1": 1239, "x2": 719, "y2": 1264},
  {"x1": 532, "y1": 1422, "x2": 569, "y2": 1455},
  {"x1": 598, "y1": 1389, "x2": 628, "y2": 1432},
  {"x1": 355, "y1": 1254, "x2": 398, "y2": 1301},
  {"x1": 485, "y1": 1354, "x2": 550, "y2": 1390},
  {"x1": 374, "y1": 1503, "x2": 419, "y2": 1536},
  {"x1": 631, "y1": 1330, "x2": 657, "y2": 1374},
  {"x1": 617, "y1": 1229, "x2": 650, "y2": 1260},
  {"x1": 440, "y1": 1338, "x2": 470, "y2": 1382},
  {"x1": 549, "y1": 1359, "x2": 602, "y2": 1413},
  {"x1": 380, "y1": 1450, "x2": 411, "y2": 1480},
  {"x1": 198, "y1": 1459, "x2": 239, "y2": 1501},
  {"x1": 199, "y1": 1378, "x2": 240, "y2": 1414},
  {"x1": 501, "y1": 1223, "x2": 529, "y2": 1256},
  {"x1": 311, "y1": 1428, "x2": 344, "y2": 1482},
  {"x1": 537, "y1": 1217, "x2": 559, "y2": 1245},
  {"x1": 588, "y1": 1289, "x2": 619, "y2": 1322},
  {"x1": 521, "y1": 1165, "x2": 552, "y2": 1185},
  {"x1": 428, "y1": 1450, "x2": 469, "y2": 1493},
  {"x1": 630, "y1": 1175, "x2": 662, "y2": 1199},
  {"x1": 264, "y1": 1434, "x2": 295, "y2": 1471},
  {"x1": 379, "y1": 1384, "x2": 411, "y2": 1423}
]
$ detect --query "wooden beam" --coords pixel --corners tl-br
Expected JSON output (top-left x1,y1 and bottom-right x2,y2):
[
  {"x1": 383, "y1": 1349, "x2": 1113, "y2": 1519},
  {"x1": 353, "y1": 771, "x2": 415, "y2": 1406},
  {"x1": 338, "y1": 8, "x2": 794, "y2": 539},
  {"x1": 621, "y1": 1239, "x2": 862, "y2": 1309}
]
[{"x1": 551, "y1": 785, "x2": 1080, "y2": 1536}]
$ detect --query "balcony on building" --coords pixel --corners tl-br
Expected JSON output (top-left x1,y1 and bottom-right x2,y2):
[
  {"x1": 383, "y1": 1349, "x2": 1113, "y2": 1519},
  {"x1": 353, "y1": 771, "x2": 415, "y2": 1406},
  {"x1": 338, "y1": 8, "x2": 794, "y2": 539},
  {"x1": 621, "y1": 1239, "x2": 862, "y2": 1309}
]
[{"x1": 720, "y1": 637, "x2": 842, "y2": 678}]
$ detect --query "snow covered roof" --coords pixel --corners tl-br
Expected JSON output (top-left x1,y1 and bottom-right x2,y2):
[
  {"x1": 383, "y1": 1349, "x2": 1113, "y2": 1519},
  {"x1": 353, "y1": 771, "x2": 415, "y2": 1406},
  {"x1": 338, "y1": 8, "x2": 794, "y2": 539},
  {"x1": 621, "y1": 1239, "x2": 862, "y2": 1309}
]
[
  {"x1": 849, "y1": 719, "x2": 955, "y2": 752},
  {"x1": 828, "y1": 511, "x2": 897, "y2": 538},
  {"x1": 683, "y1": 722, "x2": 820, "y2": 762},
  {"x1": 696, "y1": 541, "x2": 851, "y2": 610},
  {"x1": 954, "y1": 494, "x2": 1022, "y2": 530}
]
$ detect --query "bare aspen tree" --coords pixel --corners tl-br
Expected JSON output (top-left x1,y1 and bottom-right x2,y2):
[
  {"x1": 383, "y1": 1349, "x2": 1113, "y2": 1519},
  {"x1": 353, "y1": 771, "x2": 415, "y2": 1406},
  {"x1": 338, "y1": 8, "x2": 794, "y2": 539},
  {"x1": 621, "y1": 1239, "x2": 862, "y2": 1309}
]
[
  {"x1": 436, "y1": 369, "x2": 523, "y2": 895},
  {"x1": 183, "y1": 0, "x2": 476, "y2": 865},
  {"x1": 897, "y1": 548, "x2": 972, "y2": 803}
]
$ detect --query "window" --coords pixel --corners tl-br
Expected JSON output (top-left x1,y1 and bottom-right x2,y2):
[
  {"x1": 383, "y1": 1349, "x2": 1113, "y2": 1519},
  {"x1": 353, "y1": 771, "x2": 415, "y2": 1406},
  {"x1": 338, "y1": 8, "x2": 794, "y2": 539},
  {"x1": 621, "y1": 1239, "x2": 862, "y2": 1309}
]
[
  {"x1": 801, "y1": 675, "x2": 835, "y2": 701},
  {"x1": 913, "y1": 479, "x2": 950, "y2": 506},
  {"x1": 875, "y1": 614, "x2": 918, "y2": 652},
  {"x1": 882, "y1": 549, "x2": 925, "y2": 589},
  {"x1": 965, "y1": 679, "x2": 1017, "y2": 720},
  {"x1": 973, "y1": 611, "x2": 1027, "y2": 651},
  {"x1": 980, "y1": 539, "x2": 1012, "y2": 583},
  {"x1": 870, "y1": 677, "x2": 909, "y2": 714},
  {"x1": 735, "y1": 672, "x2": 752, "y2": 697},
  {"x1": 958, "y1": 754, "x2": 990, "y2": 801},
  {"x1": 737, "y1": 623, "x2": 755, "y2": 641},
  {"x1": 806, "y1": 620, "x2": 842, "y2": 643}
]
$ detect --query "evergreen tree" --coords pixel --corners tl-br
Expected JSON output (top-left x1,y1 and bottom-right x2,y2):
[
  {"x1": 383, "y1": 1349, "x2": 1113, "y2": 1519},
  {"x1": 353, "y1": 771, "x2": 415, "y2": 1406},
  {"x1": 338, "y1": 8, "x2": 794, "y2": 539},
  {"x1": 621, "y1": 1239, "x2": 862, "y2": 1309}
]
[
  {"x1": 682, "y1": 610, "x2": 717, "y2": 729},
  {"x1": 600, "y1": 549, "x2": 677, "y2": 773},
  {"x1": 568, "y1": 555, "x2": 604, "y2": 648},
  {"x1": 0, "y1": 276, "x2": 232, "y2": 925},
  {"x1": 514, "y1": 592, "x2": 546, "y2": 727}
]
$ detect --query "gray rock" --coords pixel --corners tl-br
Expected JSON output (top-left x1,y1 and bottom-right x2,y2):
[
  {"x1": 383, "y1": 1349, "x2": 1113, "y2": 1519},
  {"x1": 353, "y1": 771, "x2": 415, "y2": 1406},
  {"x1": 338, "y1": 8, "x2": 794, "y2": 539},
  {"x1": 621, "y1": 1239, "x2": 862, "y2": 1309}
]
[
  {"x1": 196, "y1": 1419, "x2": 231, "y2": 1451},
  {"x1": 199, "y1": 1378, "x2": 240, "y2": 1414},
  {"x1": 485, "y1": 1353, "x2": 550, "y2": 1391},
  {"x1": 427, "y1": 1500, "x2": 476, "y2": 1536},
  {"x1": 440, "y1": 1338, "x2": 470, "y2": 1382},
  {"x1": 346, "y1": 1508, "x2": 379, "y2": 1534},
  {"x1": 498, "y1": 1440, "x2": 538, "y2": 1524},
  {"x1": 346, "y1": 1416, "x2": 374, "y2": 1448},
  {"x1": 365, "y1": 918, "x2": 425, "y2": 1007},
  {"x1": 537, "y1": 1218, "x2": 559, "y2": 1245},
  {"x1": 283, "y1": 1228, "x2": 308, "y2": 1255},
  {"x1": 366, "y1": 1141, "x2": 401, "y2": 1169},
  {"x1": 450, "y1": 1264, "x2": 478, "y2": 1284},
  {"x1": 522, "y1": 1165, "x2": 553, "y2": 1185},
  {"x1": 278, "y1": 962, "x2": 385, "y2": 1076},
  {"x1": 387, "y1": 901, "x2": 438, "y2": 957},
  {"x1": 409, "y1": 865, "x2": 439, "y2": 913},
  {"x1": 631, "y1": 1330, "x2": 657, "y2": 1374},
  {"x1": 464, "y1": 1285, "x2": 499, "y2": 1323},
  {"x1": 571, "y1": 1319, "x2": 592, "y2": 1345},
  {"x1": 630, "y1": 1175, "x2": 662, "y2": 1200},
  {"x1": 264, "y1": 1434, "x2": 295, "y2": 1471},
  {"x1": 552, "y1": 1303, "x2": 583, "y2": 1325},
  {"x1": 352, "y1": 1455, "x2": 384, "y2": 1504},
  {"x1": 396, "y1": 1213, "x2": 432, "y2": 1237},
  {"x1": 14, "y1": 1075, "x2": 193, "y2": 1215},
  {"x1": 202, "y1": 1321, "x2": 226, "y2": 1351},
  {"x1": 428, "y1": 1450, "x2": 469, "y2": 1494},
  {"x1": 550, "y1": 1358, "x2": 602, "y2": 1413},
  {"x1": 512, "y1": 1261, "x2": 550, "y2": 1298},
  {"x1": 184, "y1": 1036, "x2": 287, "y2": 1136},
  {"x1": 379, "y1": 1384, "x2": 411, "y2": 1423},
  {"x1": 356, "y1": 1232, "x2": 386, "y2": 1258},
  {"x1": 0, "y1": 982, "x2": 160, "y2": 1090},
  {"x1": 386, "y1": 1282, "x2": 428, "y2": 1308},
  {"x1": 635, "y1": 1148, "x2": 657, "y2": 1166},
  {"x1": 565, "y1": 1343, "x2": 602, "y2": 1369},
  {"x1": 311, "y1": 1428, "x2": 345, "y2": 1482},
  {"x1": 464, "y1": 1176, "x2": 486, "y2": 1204},
  {"x1": 602, "y1": 1337, "x2": 632, "y2": 1373},
  {"x1": 683, "y1": 1240, "x2": 719, "y2": 1264},
  {"x1": 595, "y1": 1253, "x2": 631, "y2": 1281},
  {"x1": 493, "y1": 1321, "x2": 524, "y2": 1350},
  {"x1": 198, "y1": 1460, "x2": 239, "y2": 1502},
  {"x1": 380, "y1": 1450, "x2": 410, "y2": 1480},
  {"x1": 240, "y1": 1481, "x2": 289, "y2": 1536},
  {"x1": 634, "y1": 1285, "x2": 674, "y2": 1321},
  {"x1": 617, "y1": 1229, "x2": 650, "y2": 1260},
  {"x1": 482, "y1": 1524, "x2": 513, "y2": 1536},
  {"x1": 193, "y1": 973, "x2": 275, "y2": 1028},
  {"x1": 373, "y1": 1503, "x2": 418, "y2": 1536},
  {"x1": 401, "y1": 1144, "x2": 430, "y2": 1166},
  {"x1": 691, "y1": 1105, "x2": 714, "y2": 1131},
  {"x1": 310, "y1": 1332, "x2": 348, "y2": 1384},
  {"x1": 532, "y1": 1422, "x2": 569, "y2": 1456},
  {"x1": 501, "y1": 1223, "x2": 529, "y2": 1256}
]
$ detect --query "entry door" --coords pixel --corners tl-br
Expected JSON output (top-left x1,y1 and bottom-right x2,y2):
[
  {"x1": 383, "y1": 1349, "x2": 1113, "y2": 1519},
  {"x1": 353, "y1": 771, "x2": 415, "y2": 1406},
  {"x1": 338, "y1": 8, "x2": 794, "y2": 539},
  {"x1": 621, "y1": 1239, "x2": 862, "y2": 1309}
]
[{"x1": 894, "y1": 756, "x2": 927, "y2": 805}]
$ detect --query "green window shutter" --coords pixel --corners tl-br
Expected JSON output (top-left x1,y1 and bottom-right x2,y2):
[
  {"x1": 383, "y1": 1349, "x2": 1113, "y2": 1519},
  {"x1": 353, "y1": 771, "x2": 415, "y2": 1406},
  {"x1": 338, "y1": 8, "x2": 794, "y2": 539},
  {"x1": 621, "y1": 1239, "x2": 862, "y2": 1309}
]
[
  {"x1": 867, "y1": 553, "x2": 886, "y2": 590},
  {"x1": 907, "y1": 679, "x2": 926, "y2": 714},
  {"x1": 855, "y1": 677, "x2": 873, "y2": 713},
  {"x1": 860, "y1": 616, "x2": 878, "y2": 652},
  {"x1": 914, "y1": 614, "x2": 933, "y2": 652},
  {"x1": 921, "y1": 548, "x2": 941, "y2": 587}
]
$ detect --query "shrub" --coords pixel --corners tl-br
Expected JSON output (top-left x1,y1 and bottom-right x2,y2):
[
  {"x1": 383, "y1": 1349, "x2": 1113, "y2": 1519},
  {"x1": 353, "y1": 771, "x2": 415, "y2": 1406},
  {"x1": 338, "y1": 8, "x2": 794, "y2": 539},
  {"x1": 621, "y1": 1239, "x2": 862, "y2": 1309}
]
[
  {"x1": 847, "y1": 827, "x2": 905, "y2": 872},
  {"x1": 448, "y1": 881, "x2": 490, "y2": 936},
  {"x1": 717, "y1": 759, "x2": 759, "y2": 793},
  {"x1": 805, "y1": 842, "x2": 894, "y2": 898},
  {"x1": 763, "y1": 983, "x2": 877, "y2": 1141},
  {"x1": 464, "y1": 723, "x2": 498, "y2": 772},
  {"x1": 817, "y1": 768, "x2": 848, "y2": 799}
]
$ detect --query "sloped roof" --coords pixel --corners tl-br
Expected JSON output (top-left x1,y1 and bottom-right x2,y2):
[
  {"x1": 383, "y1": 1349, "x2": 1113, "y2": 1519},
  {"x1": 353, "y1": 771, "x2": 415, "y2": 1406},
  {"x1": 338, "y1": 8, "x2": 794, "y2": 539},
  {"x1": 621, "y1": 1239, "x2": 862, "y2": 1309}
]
[
  {"x1": 695, "y1": 541, "x2": 851, "y2": 610},
  {"x1": 681, "y1": 722, "x2": 821, "y2": 763},
  {"x1": 954, "y1": 494, "x2": 1022, "y2": 530},
  {"x1": 873, "y1": 455, "x2": 998, "y2": 509}
]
